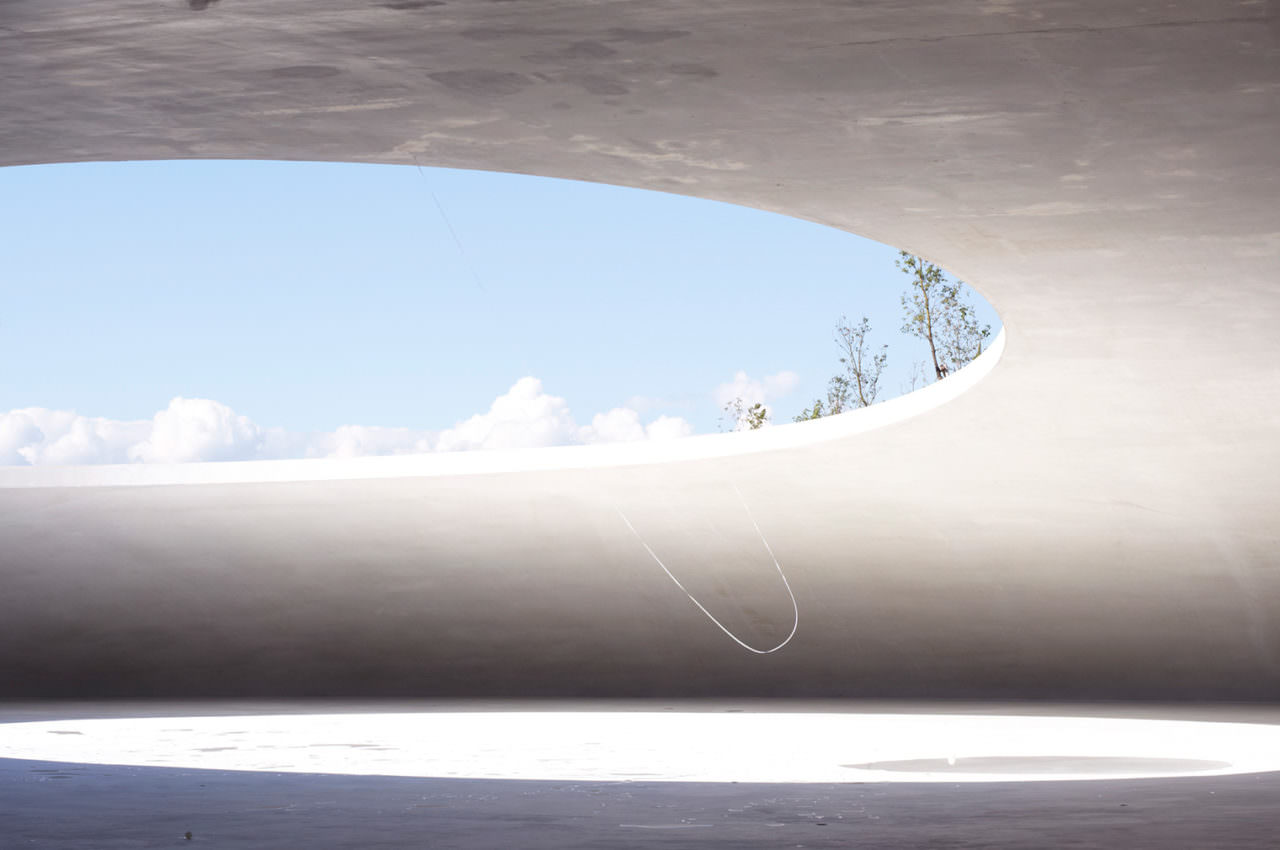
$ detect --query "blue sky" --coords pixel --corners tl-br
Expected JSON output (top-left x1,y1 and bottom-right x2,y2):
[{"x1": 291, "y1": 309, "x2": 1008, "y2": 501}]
[{"x1": 0, "y1": 160, "x2": 1000, "y2": 464}]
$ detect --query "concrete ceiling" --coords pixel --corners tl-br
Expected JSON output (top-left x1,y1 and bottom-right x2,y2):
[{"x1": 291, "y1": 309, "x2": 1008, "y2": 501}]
[{"x1": 2, "y1": 0, "x2": 1279, "y2": 700}]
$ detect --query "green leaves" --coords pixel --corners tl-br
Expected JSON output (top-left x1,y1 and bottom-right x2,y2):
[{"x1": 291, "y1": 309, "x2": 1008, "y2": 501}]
[
  {"x1": 793, "y1": 399, "x2": 825, "y2": 422},
  {"x1": 834, "y1": 315, "x2": 886, "y2": 409},
  {"x1": 722, "y1": 397, "x2": 770, "y2": 430},
  {"x1": 796, "y1": 251, "x2": 988, "y2": 421},
  {"x1": 897, "y1": 251, "x2": 988, "y2": 381}
]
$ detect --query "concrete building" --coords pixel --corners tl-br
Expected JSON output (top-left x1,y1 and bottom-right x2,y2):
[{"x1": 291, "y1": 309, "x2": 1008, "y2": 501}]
[{"x1": 1, "y1": 1, "x2": 1278, "y2": 845}]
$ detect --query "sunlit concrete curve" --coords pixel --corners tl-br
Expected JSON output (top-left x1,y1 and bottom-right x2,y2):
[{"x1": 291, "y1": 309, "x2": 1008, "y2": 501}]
[{"x1": 1, "y1": 0, "x2": 1278, "y2": 701}]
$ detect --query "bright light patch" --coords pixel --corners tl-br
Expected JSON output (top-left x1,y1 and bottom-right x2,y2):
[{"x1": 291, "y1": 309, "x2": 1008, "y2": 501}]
[{"x1": 3, "y1": 712, "x2": 1280, "y2": 783}]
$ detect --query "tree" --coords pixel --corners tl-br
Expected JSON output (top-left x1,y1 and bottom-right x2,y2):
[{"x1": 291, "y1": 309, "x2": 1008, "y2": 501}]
[
  {"x1": 825, "y1": 374, "x2": 851, "y2": 416},
  {"x1": 796, "y1": 316, "x2": 885, "y2": 420},
  {"x1": 935, "y1": 288, "x2": 991, "y2": 377},
  {"x1": 834, "y1": 315, "x2": 887, "y2": 408},
  {"x1": 796, "y1": 254, "x2": 990, "y2": 422},
  {"x1": 898, "y1": 251, "x2": 990, "y2": 381},
  {"x1": 743, "y1": 402, "x2": 768, "y2": 430},
  {"x1": 900, "y1": 359, "x2": 931, "y2": 395},
  {"x1": 721, "y1": 397, "x2": 769, "y2": 430},
  {"x1": 793, "y1": 399, "x2": 824, "y2": 422}
]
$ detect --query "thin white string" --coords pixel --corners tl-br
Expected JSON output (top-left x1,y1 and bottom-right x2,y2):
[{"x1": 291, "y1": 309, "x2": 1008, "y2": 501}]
[
  {"x1": 412, "y1": 154, "x2": 487, "y2": 293},
  {"x1": 617, "y1": 485, "x2": 799, "y2": 654}
]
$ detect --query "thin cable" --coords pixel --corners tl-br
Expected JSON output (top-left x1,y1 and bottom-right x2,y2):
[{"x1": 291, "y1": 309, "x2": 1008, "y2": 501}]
[
  {"x1": 617, "y1": 485, "x2": 799, "y2": 655},
  {"x1": 412, "y1": 154, "x2": 487, "y2": 293}
]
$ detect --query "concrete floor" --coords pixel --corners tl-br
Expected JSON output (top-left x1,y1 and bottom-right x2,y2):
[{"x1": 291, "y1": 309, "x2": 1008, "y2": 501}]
[
  {"x1": 4, "y1": 702, "x2": 1280, "y2": 848},
  {"x1": 7, "y1": 758, "x2": 1280, "y2": 849}
]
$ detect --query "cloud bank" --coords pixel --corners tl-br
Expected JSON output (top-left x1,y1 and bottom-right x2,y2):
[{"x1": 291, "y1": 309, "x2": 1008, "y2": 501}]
[{"x1": 0, "y1": 377, "x2": 698, "y2": 467}]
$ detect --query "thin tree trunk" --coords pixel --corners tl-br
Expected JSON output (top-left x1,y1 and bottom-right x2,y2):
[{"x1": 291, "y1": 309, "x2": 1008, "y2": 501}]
[{"x1": 921, "y1": 285, "x2": 943, "y2": 380}]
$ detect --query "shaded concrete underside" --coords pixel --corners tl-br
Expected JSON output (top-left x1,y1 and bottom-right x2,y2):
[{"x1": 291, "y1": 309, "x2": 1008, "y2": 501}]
[{"x1": 2, "y1": 0, "x2": 1280, "y2": 700}]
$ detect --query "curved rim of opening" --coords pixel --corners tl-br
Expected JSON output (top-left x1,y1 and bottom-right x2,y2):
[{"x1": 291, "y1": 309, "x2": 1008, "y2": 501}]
[{"x1": 0, "y1": 329, "x2": 1004, "y2": 490}]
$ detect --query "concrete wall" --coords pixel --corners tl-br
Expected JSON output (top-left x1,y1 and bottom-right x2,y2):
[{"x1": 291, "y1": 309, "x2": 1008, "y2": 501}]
[{"x1": 1, "y1": 0, "x2": 1278, "y2": 699}]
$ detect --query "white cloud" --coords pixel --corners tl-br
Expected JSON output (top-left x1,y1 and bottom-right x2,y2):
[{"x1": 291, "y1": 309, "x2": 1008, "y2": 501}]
[
  {"x1": 0, "y1": 377, "x2": 698, "y2": 467},
  {"x1": 712, "y1": 369, "x2": 800, "y2": 429},
  {"x1": 644, "y1": 415, "x2": 694, "y2": 441},
  {"x1": 0, "y1": 407, "x2": 147, "y2": 466},
  {"x1": 580, "y1": 407, "x2": 647, "y2": 443},
  {"x1": 0, "y1": 410, "x2": 45, "y2": 466},
  {"x1": 312, "y1": 425, "x2": 435, "y2": 459},
  {"x1": 128, "y1": 397, "x2": 265, "y2": 464},
  {"x1": 433, "y1": 378, "x2": 696, "y2": 451},
  {"x1": 434, "y1": 377, "x2": 580, "y2": 452},
  {"x1": 712, "y1": 369, "x2": 799, "y2": 408}
]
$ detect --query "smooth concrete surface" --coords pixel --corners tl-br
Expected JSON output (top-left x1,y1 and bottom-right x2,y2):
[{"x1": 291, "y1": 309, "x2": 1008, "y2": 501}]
[
  {"x1": 8, "y1": 758, "x2": 1280, "y2": 850},
  {"x1": 3, "y1": 0, "x2": 1280, "y2": 702},
  {"x1": 7, "y1": 756, "x2": 1280, "y2": 849}
]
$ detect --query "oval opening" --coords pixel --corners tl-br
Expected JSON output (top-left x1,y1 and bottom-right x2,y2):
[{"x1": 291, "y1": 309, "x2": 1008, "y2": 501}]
[{"x1": 0, "y1": 160, "x2": 1001, "y2": 470}]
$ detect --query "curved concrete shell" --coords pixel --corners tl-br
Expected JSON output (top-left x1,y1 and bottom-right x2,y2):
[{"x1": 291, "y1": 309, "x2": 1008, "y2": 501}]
[{"x1": 2, "y1": 0, "x2": 1279, "y2": 704}]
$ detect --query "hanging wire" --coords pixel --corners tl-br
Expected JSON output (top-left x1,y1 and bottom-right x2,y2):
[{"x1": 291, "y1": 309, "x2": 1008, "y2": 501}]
[
  {"x1": 616, "y1": 484, "x2": 799, "y2": 655},
  {"x1": 412, "y1": 153, "x2": 487, "y2": 294}
]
